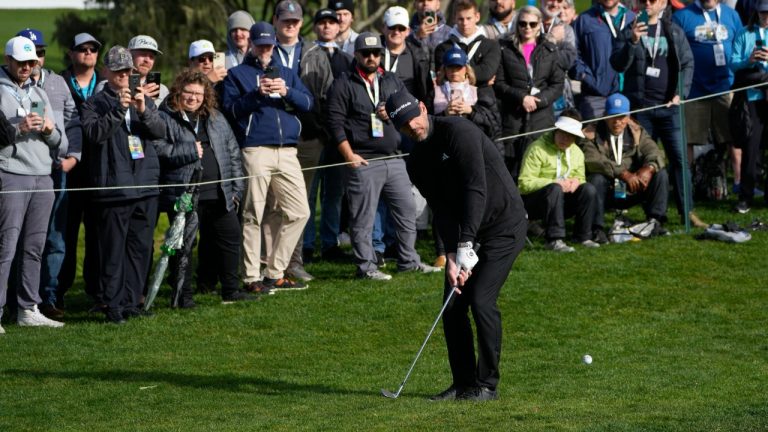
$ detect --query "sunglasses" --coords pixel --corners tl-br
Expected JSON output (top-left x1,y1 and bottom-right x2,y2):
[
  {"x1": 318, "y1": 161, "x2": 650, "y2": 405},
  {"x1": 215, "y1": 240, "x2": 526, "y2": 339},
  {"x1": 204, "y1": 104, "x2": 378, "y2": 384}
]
[
  {"x1": 194, "y1": 54, "x2": 214, "y2": 63},
  {"x1": 359, "y1": 49, "x2": 381, "y2": 58},
  {"x1": 388, "y1": 25, "x2": 408, "y2": 33},
  {"x1": 75, "y1": 46, "x2": 98, "y2": 54},
  {"x1": 15, "y1": 59, "x2": 37, "y2": 67},
  {"x1": 518, "y1": 20, "x2": 540, "y2": 28},
  {"x1": 36, "y1": 49, "x2": 46, "y2": 57},
  {"x1": 641, "y1": 0, "x2": 659, "y2": 4}
]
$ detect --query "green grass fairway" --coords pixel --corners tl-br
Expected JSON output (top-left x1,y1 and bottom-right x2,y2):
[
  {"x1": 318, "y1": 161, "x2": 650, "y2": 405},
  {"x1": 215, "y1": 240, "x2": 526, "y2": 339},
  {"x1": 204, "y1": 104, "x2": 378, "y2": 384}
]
[{"x1": 2, "y1": 202, "x2": 767, "y2": 431}]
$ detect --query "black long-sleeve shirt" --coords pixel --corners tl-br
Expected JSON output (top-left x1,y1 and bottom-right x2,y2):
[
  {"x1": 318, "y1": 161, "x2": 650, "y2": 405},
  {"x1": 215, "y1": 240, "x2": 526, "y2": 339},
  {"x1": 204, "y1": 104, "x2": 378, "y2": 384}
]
[{"x1": 406, "y1": 116, "x2": 527, "y2": 252}]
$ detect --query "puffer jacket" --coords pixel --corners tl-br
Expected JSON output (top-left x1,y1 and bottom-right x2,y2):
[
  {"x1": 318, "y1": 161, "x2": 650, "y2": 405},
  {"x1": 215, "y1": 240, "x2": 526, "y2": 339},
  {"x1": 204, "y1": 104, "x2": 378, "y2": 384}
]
[
  {"x1": 81, "y1": 86, "x2": 165, "y2": 203},
  {"x1": 221, "y1": 54, "x2": 313, "y2": 147},
  {"x1": 494, "y1": 36, "x2": 565, "y2": 136},
  {"x1": 153, "y1": 103, "x2": 244, "y2": 212}
]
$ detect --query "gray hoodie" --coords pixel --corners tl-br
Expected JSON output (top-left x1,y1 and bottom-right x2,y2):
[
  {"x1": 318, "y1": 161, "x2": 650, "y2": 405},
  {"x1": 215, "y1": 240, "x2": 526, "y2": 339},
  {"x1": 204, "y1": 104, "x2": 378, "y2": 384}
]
[
  {"x1": 225, "y1": 10, "x2": 256, "y2": 70},
  {"x1": 0, "y1": 66, "x2": 62, "y2": 176},
  {"x1": 36, "y1": 68, "x2": 82, "y2": 163}
]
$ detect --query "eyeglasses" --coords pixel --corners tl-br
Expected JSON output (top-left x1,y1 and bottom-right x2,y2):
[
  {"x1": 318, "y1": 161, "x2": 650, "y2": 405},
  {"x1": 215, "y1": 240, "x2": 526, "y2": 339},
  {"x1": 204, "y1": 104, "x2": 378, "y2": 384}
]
[
  {"x1": 193, "y1": 54, "x2": 213, "y2": 63},
  {"x1": 181, "y1": 89, "x2": 205, "y2": 98},
  {"x1": 641, "y1": 0, "x2": 659, "y2": 4},
  {"x1": 36, "y1": 49, "x2": 46, "y2": 57},
  {"x1": 75, "y1": 46, "x2": 98, "y2": 54},
  {"x1": 14, "y1": 59, "x2": 37, "y2": 67},
  {"x1": 387, "y1": 25, "x2": 408, "y2": 33},
  {"x1": 359, "y1": 50, "x2": 381, "y2": 58},
  {"x1": 518, "y1": 20, "x2": 540, "y2": 28}
]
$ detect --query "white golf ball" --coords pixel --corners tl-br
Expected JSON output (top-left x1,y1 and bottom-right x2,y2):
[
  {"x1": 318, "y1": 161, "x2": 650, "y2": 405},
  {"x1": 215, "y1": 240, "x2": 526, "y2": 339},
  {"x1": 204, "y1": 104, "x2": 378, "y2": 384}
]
[{"x1": 582, "y1": 354, "x2": 593, "y2": 365}]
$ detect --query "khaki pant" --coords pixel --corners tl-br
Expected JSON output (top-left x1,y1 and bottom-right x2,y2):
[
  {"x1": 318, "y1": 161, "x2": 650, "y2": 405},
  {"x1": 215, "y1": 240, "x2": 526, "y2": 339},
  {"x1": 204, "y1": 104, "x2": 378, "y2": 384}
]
[
  {"x1": 241, "y1": 146, "x2": 310, "y2": 282},
  {"x1": 262, "y1": 137, "x2": 325, "y2": 269}
]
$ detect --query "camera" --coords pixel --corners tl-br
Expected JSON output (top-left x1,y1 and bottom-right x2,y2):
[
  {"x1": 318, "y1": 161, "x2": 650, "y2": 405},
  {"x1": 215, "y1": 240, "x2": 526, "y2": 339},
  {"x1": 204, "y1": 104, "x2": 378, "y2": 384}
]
[{"x1": 422, "y1": 10, "x2": 436, "y2": 26}]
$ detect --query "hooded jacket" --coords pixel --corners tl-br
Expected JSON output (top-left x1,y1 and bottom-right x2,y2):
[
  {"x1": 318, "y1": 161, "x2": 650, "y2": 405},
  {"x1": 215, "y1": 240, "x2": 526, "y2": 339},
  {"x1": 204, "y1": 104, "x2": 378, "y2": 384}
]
[
  {"x1": 153, "y1": 102, "x2": 244, "y2": 212},
  {"x1": 225, "y1": 10, "x2": 256, "y2": 70},
  {"x1": 0, "y1": 66, "x2": 61, "y2": 175},
  {"x1": 518, "y1": 131, "x2": 586, "y2": 195},
  {"x1": 80, "y1": 85, "x2": 165, "y2": 202},
  {"x1": 221, "y1": 54, "x2": 313, "y2": 147},
  {"x1": 434, "y1": 28, "x2": 501, "y2": 87}
]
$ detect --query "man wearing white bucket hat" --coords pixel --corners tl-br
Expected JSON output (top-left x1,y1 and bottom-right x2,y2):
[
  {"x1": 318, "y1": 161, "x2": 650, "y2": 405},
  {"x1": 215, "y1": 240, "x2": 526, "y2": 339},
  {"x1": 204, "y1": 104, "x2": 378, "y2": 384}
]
[{"x1": 518, "y1": 108, "x2": 599, "y2": 252}]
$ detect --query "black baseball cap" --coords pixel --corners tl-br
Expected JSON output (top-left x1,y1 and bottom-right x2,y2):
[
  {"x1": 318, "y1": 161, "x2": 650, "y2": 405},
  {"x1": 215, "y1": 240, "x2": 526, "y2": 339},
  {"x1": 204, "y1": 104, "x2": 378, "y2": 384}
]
[
  {"x1": 386, "y1": 90, "x2": 421, "y2": 129},
  {"x1": 314, "y1": 8, "x2": 339, "y2": 24}
]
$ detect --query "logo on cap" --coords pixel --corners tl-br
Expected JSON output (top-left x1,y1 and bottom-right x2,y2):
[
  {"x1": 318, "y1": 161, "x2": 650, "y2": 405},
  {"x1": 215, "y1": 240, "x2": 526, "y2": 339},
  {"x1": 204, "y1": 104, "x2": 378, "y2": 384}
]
[
  {"x1": 28, "y1": 33, "x2": 37, "y2": 41},
  {"x1": 389, "y1": 101, "x2": 413, "y2": 119},
  {"x1": 364, "y1": 36, "x2": 377, "y2": 46},
  {"x1": 615, "y1": 99, "x2": 622, "y2": 107},
  {"x1": 335, "y1": 2, "x2": 343, "y2": 7},
  {"x1": 24, "y1": 44, "x2": 33, "y2": 52}
]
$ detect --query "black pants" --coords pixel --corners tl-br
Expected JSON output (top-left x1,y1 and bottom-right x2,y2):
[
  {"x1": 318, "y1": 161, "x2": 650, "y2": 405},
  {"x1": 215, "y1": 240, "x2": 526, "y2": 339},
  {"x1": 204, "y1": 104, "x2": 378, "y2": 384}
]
[
  {"x1": 60, "y1": 164, "x2": 101, "y2": 303},
  {"x1": 197, "y1": 200, "x2": 241, "y2": 298},
  {"x1": 442, "y1": 219, "x2": 527, "y2": 390},
  {"x1": 740, "y1": 100, "x2": 768, "y2": 203},
  {"x1": 523, "y1": 182, "x2": 597, "y2": 242},
  {"x1": 97, "y1": 197, "x2": 158, "y2": 313},
  {"x1": 588, "y1": 170, "x2": 669, "y2": 228}
]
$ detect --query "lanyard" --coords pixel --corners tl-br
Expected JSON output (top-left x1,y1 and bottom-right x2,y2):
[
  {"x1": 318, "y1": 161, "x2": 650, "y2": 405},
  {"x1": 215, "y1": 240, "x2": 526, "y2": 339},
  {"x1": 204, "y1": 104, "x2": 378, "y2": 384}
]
[
  {"x1": 610, "y1": 135, "x2": 623, "y2": 166},
  {"x1": 180, "y1": 110, "x2": 200, "y2": 136},
  {"x1": 35, "y1": 69, "x2": 46, "y2": 88},
  {"x1": 641, "y1": 18, "x2": 663, "y2": 65},
  {"x1": 316, "y1": 41, "x2": 338, "y2": 49},
  {"x1": 0, "y1": 82, "x2": 32, "y2": 108},
  {"x1": 363, "y1": 74, "x2": 380, "y2": 110},
  {"x1": 384, "y1": 48, "x2": 400, "y2": 72},
  {"x1": 125, "y1": 107, "x2": 132, "y2": 135},
  {"x1": 602, "y1": 7, "x2": 627, "y2": 38},
  {"x1": 277, "y1": 44, "x2": 297, "y2": 70},
  {"x1": 555, "y1": 147, "x2": 572, "y2": 179},
  {"x1": 70, "y1": 73, "x2": 96, "y2": 101},
  {"x1": 466, "y1": 40, "x2": 482, "y2": 62},
  {"x1": 696, "y1": 1, "x2": 721, "y2": 25}
]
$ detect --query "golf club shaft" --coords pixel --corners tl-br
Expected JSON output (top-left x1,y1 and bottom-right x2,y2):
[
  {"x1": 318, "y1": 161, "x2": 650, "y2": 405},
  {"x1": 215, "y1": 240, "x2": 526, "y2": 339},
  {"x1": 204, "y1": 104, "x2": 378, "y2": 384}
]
[{"x1": 393, "y1": 287, "x2": 457, "y2": 395}]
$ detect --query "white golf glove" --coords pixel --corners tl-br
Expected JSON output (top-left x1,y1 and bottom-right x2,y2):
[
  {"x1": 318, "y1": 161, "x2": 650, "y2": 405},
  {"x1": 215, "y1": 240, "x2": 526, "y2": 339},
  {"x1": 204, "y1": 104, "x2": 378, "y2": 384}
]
[{"x1": 456, "y1": 242, "x2": 478, "y2": 272}]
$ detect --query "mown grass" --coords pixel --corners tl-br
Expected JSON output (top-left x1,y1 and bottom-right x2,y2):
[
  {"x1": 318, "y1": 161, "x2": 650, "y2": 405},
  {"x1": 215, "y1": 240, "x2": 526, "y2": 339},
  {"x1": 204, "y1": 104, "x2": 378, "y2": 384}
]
[{"x1": 2, "y1": 200, "x2": 767, "y2": 431}]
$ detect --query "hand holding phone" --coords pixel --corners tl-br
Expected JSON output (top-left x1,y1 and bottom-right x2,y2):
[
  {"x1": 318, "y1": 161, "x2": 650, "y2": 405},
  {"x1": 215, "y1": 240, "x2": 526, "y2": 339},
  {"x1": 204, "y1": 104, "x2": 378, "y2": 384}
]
[
  {"x1": 146, "y1": 71, "x2": 161, "y2": 86},
  {"x1": 637, "y1": 10, "x2": 649, "y2": 25},
  {"x1": 213, "y1": 52, "x2": 225, "y2": 70},
  {"x1": 30, "y1": 101, "x2": 45, "y2": 118}
]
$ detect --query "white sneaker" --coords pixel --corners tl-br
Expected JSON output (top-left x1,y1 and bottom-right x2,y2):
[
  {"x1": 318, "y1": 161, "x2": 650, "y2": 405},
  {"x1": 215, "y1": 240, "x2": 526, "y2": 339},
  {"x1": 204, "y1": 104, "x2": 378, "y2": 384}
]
[
  {"x1": 338, "y1": 232, "x2": 351, "y2": 246},
  {"x1": 17, "y1": 305, "x2": 65, "y2": 328},
  {"x1": 362, "y1": 269, "x2": 392, "y2": 281},
  {"x1": 416, "y1": 263, "x2": 442, "y2": 273},
  {"x1": 0, "y1": 324, "x2": 5, "y2": 334},
  {"x1": 546, "y1": 239, "x2": 575, "y2": 253},
  {"x1": 581, "y1": 239, "x2": 601, "y2": 248}
]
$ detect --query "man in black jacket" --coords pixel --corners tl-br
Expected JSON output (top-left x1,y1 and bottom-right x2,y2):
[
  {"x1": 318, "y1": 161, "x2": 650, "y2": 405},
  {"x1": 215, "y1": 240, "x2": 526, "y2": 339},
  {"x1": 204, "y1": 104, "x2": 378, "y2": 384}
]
[
  {"x1": 387, "y1": 89, "x2": 528, "y2": 402},
  {"x1": 326, "y1": 33, "x2": 439, "y2": 280},
  {"x1": 610, "y1": 0, "x2": 696, "y2": 225},
  {"x1": 81, "y1": 46, "x2": 165, "y2": 324}
]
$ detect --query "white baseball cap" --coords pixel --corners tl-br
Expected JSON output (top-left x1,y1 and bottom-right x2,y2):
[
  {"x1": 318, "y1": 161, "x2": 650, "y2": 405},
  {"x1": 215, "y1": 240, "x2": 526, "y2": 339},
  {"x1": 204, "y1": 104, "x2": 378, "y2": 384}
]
[
  {"x1": 4, "y1": 36, "x2": 38, "y2": 62},
  {"x1": 554, "y1": 115, "x2": 585, "y2": 138},
  {"x1": 128, "y1": 35, "x2": 163, "y2": 55},
  {"x1": 384, "y1": 6, "x2": 409, "y2": 28},
  {"x1": 189, "y1": 40, "x2": 215, "y2": 59}
]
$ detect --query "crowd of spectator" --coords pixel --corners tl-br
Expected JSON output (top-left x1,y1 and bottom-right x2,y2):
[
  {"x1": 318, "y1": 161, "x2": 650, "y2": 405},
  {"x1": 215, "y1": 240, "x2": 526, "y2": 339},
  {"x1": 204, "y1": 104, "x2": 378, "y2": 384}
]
[{"x1": 1, "y1": 0, "x2": 767, "y2": 332}]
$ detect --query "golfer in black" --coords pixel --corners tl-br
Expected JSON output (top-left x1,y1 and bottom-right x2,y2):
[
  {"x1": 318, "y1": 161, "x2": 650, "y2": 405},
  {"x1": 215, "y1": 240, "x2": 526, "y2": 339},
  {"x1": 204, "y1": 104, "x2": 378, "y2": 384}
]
[{"x1": 386, "y1": 90, "x2": 528, "y2": 401}]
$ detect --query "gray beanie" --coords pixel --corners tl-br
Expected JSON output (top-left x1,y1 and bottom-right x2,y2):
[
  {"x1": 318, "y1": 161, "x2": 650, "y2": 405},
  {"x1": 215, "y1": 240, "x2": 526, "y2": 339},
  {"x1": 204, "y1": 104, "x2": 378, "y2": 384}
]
[{"x1": 228, "y1": 10, "x2": 256, "y2": 32}]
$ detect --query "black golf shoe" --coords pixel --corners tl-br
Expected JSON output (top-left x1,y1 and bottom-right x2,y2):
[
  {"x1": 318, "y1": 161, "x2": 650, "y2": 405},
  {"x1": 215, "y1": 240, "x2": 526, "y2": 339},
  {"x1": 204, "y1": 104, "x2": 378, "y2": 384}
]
[
  {"x1": 429, "y1": 385, "x2": 460, "y2": 401},
  {"x1": 457, "y1": 386, "x2": 498, "y2": 401}
]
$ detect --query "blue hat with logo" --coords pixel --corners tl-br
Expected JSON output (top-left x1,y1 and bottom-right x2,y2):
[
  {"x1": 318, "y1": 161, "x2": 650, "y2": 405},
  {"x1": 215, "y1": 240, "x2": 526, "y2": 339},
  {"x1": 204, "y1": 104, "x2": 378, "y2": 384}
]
[
  {"x1": 442, "y1": 45, "x2": 468, "y2": 67},
  {"x1": 605, "y1": 93, "x2": 631, "y2": 116},
  {"x1": 16, "y1": 28, "x2": 46, "y2": 47},
  {"x1": 250, "y1": 22, "x2": 277, "y2": 46}
]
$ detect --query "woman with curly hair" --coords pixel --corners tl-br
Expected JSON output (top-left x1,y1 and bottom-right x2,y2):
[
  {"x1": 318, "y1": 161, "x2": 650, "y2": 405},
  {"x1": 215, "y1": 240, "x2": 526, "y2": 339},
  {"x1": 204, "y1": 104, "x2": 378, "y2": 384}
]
[{"x1": 155, "y1": 69, "x2": 254, "y2": 307}]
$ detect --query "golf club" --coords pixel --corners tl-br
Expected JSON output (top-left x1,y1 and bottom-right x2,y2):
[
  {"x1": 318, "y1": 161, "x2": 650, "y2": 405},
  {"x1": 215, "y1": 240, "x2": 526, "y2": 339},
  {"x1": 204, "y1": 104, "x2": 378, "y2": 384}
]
[{"x1": 381, "y1": 286, "x2": 458, "y2": 399}]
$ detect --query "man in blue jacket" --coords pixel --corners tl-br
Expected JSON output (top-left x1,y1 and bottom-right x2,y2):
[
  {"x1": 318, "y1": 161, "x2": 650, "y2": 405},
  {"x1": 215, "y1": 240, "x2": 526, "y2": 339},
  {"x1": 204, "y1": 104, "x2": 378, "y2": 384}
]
[
  {"x1": 571, "y1": 0, "x2": 636, "y2": 119},
  {"x1": 221, "y1": 22, "x2": 313, "y2": 293}
]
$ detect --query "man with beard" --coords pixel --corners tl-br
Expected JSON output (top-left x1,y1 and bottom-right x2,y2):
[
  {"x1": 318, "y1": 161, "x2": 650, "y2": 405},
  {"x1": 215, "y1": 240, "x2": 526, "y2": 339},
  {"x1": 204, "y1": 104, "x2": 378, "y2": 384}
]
[
  {"x1": 326, "y1": 33, "x2": 440, "y2": 280},
  {"x1": 386, "y1": 89, "x2": 527, "y2": 401},
  {"x1": 485, "y1": 0, "x2": 518, "y2": 39},
  {"x1": 127, "y1": 35, "x2": 168, "y2": 103}
]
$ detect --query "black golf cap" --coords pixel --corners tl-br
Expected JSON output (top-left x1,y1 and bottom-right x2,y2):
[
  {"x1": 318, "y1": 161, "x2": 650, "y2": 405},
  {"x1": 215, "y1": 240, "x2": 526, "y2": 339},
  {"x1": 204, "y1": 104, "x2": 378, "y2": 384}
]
[
  {"x1": 386, "y1": 89, "x2": 421, "y2": 129},
  {"x1": 314, "y1": 8, "x2": 339, "y2": 24}
]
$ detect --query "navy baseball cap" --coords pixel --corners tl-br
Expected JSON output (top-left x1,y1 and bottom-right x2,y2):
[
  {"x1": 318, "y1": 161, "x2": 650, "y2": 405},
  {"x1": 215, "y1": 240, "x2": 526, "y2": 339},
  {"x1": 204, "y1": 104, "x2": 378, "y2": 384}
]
[
  {"x1": 442, "y1": 46, "x2": 468, "y2": 67},
  {"x1": 314, "y1": 8, "x2": 339, "y2": 24},
  {"x1": 386, "y1": 89, "x2": 421, "y2": 129},
  {"x1": 250, "y1": 22, "x2": 277, "y2": 46},
  {"x1": 605, "y1": 93, "x2": 631, "y2": 116},
  {"x1": 16, "y1": 28, "x2": 46, "y2": 47}
]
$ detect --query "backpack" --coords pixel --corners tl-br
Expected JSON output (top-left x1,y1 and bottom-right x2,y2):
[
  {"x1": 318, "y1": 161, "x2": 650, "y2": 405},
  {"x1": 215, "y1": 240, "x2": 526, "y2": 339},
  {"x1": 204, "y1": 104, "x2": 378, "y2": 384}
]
[{"x1": 692, "y1": 149, "x2": 728, "y2": 201}]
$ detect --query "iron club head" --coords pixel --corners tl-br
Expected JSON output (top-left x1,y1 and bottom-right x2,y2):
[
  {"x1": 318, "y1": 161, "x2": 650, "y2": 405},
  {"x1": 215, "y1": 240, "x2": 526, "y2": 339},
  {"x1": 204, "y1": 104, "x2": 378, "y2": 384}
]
[{"x1": 381, "y1": 388, "x2": 400, "y2": 399}]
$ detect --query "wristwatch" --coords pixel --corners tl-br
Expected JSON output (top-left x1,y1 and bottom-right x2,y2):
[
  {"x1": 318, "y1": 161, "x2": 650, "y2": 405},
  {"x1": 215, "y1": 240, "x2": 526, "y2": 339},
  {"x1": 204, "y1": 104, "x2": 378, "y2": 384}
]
[{"x1": 458, "y1": 241, "x2": 473, "y2": 249}]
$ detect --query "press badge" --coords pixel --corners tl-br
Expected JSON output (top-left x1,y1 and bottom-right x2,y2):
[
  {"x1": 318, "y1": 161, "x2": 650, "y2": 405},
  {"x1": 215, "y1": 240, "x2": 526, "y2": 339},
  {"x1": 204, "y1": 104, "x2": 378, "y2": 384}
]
[
  {"x1": 530, "y1": 87, "x2": 541, "y2": 96},
  {"x1": 645, "y1": 67, "x2": 661, "y2": 78},
  {"x1": 128, "y1": 135, "x2": 145, "y2": 159},
  {"x1": 371, "y1": 113, "x2": 384, "y2": 138},
  {"x1": 713, "y1": 43, "x2": 726, "y2": 66}
]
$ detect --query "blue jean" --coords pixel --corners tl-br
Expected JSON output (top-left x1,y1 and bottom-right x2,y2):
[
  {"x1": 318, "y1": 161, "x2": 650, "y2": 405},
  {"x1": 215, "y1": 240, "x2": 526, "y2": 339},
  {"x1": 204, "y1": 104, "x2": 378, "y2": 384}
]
[
  {"x1": 635, "y1": 105, "x2": 692, "y2": 216},
  {"x1": 320, "y1": 164, "x2": 344, "y2": 251},
  {"x1": 40, "y1": 169, "x2": 68, "y2": 306}
]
